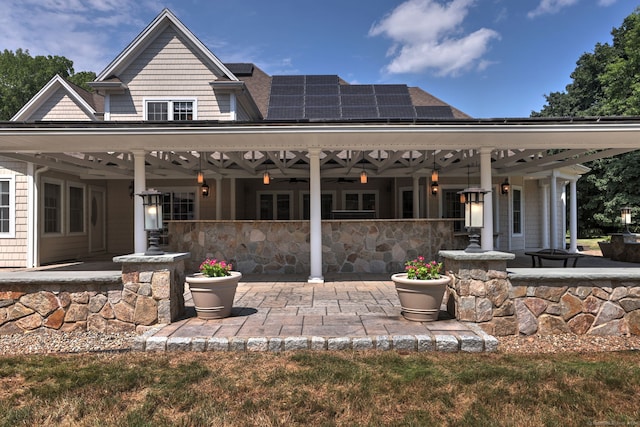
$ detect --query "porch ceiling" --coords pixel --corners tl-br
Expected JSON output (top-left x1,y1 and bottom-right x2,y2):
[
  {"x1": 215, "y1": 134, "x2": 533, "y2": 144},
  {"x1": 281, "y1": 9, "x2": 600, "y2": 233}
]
[{"x1": 1, "y1": 118, "x2": 639, "y2": 180}]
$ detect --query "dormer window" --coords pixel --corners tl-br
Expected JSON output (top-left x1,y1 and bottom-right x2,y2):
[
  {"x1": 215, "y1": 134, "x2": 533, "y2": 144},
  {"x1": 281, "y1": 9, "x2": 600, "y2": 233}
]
[{"x1": 144, "y1": 99, "x2": 196, "y2": 121}]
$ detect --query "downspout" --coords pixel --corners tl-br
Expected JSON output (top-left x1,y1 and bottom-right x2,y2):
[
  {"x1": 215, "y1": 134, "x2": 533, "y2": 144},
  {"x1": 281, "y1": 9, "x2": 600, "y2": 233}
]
[{"x1": 28, "y1": 165, "x2": 49, "y2": 268}]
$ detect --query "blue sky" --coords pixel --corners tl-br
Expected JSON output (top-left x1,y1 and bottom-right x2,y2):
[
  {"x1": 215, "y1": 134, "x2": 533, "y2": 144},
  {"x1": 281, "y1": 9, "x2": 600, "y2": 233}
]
[{"x1": 0, "y1": 0, "x2": 636, "y2": 118}]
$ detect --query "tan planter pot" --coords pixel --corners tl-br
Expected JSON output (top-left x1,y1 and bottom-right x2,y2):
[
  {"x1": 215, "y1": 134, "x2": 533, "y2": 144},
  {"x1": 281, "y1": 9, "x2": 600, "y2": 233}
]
[
  {"x1": 186, "y1": 271, "x2": 242, "y2": 319},
  {"x1": 391, "y1": 273, "x2": 451, "y2": 322}
]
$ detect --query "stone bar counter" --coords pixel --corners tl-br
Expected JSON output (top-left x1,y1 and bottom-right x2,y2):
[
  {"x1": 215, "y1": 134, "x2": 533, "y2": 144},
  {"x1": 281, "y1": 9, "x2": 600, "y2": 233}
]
[{"x1": 168, "y1": 219, "x2": 460, "y2": 275}]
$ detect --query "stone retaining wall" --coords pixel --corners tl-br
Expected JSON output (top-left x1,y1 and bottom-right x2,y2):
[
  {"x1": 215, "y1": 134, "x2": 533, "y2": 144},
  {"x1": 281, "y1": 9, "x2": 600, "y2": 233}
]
[
  {"x1": 0, "y1": 254, "x2": 188, "y2": 335},
  {"x1": 441, "y1": 250, "x2": 640, "y2": 336},
  {"x1": 169, "y1": 219, "x2": 458, "y2": 275}
]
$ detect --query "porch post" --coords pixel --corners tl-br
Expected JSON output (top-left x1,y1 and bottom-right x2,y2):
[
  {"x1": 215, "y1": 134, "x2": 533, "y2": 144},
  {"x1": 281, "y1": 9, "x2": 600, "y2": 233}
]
[
  {"x1": 216, "y1": 177, "x2": 222, "y2": 220},
  {"x1": 569, "y1": 179, "x2": 578, "y2": 253},
  {"x1": 412, "y1": 175, "x2": 420, "y2": 218},
  {"x1": 549, "y1": 171, "x2": 558, "y2": 249},
  {"x1": 132, "y1": 150, "x2": 147, "y2": 254},
  {"x1": 308, "y1": 147, "x2": 324, "y2": 283},
  {"x1": 480, "y1": 148, "x2": 494, "y2": 251},
  {"x1": 230, "y1": 178, "x2": 236, "y2": 220},
  {"x1": 540, "y1": 182, "x2": 550, "y2": 249}
]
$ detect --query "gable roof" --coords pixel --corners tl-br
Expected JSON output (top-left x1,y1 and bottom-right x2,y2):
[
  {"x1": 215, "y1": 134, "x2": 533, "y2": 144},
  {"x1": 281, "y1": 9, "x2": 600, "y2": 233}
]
[
  {"x1": 11, "y1": 75, "x2": 103, "y2": 121},
  {"x1": 95, "y1": 8, "x2": 237, "y2": 83}
]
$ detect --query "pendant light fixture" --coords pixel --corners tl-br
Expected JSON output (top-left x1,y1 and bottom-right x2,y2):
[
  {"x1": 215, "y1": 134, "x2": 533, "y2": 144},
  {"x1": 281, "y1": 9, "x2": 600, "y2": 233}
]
[
  {"x1": 196, "y1": 152, "x2": 204, "y2": 184},
  {"x1": 360, "y1": 151, "x2": 368, "y2": 184},
  {"x1": 430, "y1": 151, "x2": 439, "y2": 196},
  {"x1": 263, "y1": 154, "x2": 270, "y2": 185}
]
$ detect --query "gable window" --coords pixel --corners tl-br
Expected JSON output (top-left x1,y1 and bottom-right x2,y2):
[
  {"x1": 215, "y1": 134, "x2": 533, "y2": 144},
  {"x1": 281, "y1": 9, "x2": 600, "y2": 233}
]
[
  {"x1": 0, "y1": 177, "x2": 15, "y2": 237},
  {"x1": 145, "y1": 99, "x2": 196, "y2": 121},
  {"x1": 68, "y1": 184, "x2": 85, "y2": 234},
  {"x1": 43, "y1": 180, "x2": 62, "y2": 234}
]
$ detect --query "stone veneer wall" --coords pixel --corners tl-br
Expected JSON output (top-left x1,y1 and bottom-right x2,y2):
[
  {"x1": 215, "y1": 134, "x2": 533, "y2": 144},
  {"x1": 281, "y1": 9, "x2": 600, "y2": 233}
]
[
  {"x1": 442, "y1": 250, "x2": 640, "y2": 336},
  {"x1": 169, "y1": 219, "x2": 457, "y2": 275},
  {"x1": 0, "y1": 254, "x2": 187, "y2": 335}
]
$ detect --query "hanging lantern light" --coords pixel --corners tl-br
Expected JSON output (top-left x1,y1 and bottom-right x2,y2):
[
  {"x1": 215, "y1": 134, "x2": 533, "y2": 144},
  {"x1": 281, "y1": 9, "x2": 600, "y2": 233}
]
[{"x1": 360, "y1": 151, "x2": 368, "y2": 184}]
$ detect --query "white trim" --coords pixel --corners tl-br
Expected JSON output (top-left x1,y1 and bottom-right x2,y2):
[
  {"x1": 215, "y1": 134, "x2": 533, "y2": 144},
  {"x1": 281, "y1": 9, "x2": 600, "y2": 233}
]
[
  {"x1": 341, "y1": 190, "x2": 379, "y2": 213},
  {"x1": 230, "y1": 93, "x2": 237, "y2": 121},
  {"x1": 104, "y1": 94, "x2": 111, "y2": 121},
  {"x1": 143, "y1": 98, "x2": 198, "y2": 121},
  {"x1": 0, "y1": 175, "x2": 16, "y2": 238},
  {"x1": 299, "y1": 190, "x2": 336, "y2": 219},
  {"x1": 511, "y1": 185, "x2": 524, "y2": 237},
  {"x1": 66, "y1": 181, "x2": 87, "y2": 235}
]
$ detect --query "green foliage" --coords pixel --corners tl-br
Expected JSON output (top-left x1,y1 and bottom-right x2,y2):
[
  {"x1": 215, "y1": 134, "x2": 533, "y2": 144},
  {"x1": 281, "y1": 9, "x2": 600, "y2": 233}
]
[
  {"x1": 532, "y1": 7, "x2": 640, "y2": 236},
  {"x1": 0, "y1": 49, "x2": 95, "y2": 120}
]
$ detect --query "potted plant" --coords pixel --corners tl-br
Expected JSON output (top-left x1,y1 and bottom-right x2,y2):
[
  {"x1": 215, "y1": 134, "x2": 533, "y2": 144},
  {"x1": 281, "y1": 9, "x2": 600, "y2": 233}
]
[
  {"x1": 186, "y1": 258, "x2": 242, "y2": 319},
  {"x1": 391, "y1": 256, "x2": 451, "y2": 322}
]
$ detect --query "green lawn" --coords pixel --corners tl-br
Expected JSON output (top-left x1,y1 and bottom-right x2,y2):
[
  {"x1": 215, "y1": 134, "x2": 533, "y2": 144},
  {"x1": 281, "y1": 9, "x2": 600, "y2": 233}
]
[{"x1": 1, "y1": 351, "x2": 639, "y2": 426}]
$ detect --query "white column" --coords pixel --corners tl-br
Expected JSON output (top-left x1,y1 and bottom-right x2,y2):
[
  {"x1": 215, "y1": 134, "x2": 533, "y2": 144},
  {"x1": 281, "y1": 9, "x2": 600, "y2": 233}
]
[
  {"x1": 412, "y1": 175, "x2": 420, "y2": 218},
  {"x1": 216, "y1": 177, "x2": 222, "y2": 220},
  {"x1": 480, "y1": 148, "x2": 494, "y2": 251},
  {"x1": 549, "y1": 171, "x2": 558, "y2": 249},
  {"x1": 133, "y1": 150, "x2": 147, "y2": 254},
  {"x1": 569, "y1": 179, "x2": 578, "y2": 253},
  {"x1": 540, "y1": 183, "x2": 550, "y2": 249},
  {"x1": 308, "y1": 147, "x2": 324, "y2": 283},
  {"x1": 26, "y1": 162, "x2": 35, "y2": 268}
]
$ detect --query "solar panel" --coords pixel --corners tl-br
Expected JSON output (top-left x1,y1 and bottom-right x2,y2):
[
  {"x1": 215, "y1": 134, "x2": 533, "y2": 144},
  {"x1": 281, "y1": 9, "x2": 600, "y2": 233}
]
[
  {"x1": 269, "y1": 95, "x2": 304, "y2": 107},
  {"x1": 306, "y1": 95, "x2": 340, "y2": 107},
  {"x1": 378, "y1": 106, "x2": 416, "y2": 118},
  {"x1": 415, "y1": 106, "x2": 455, "y2": 118},
  {"x1": 270, "y1": 85, "x2": 304, "y2": 96},
  {"x1": 272, "y1": 75, "x2": 305, "y2": 85},
  {"x1": 375, "y1": 94, "x2": 413, "y2": 106},
  {"x1": 306, "y1": 75, "x2": 339, "y2": 85},
  {"x1": 341, "y1": 95, "x2": 376, "y2": 106},
  {"x1": 306, "y1": 85, "x2": 339, "y2": 95},
  {"x1": 305, "y1": 106, "x2": 341, "y2": 119},
  {"x1": 267, "y1": 107, "x2": 304, "y2": 120},
  {"x1": 340, "y1": 85, "x2": 374, "y2": 95},
  {"x1": 341, "y1": 106, "x2": 379, "y2": 119},
  {"x1": 224, "y1": 63, "x2": 254, "y2": 76},
  {"x1": 373, "y1": 84, "x2": 410, "y2": 94}
]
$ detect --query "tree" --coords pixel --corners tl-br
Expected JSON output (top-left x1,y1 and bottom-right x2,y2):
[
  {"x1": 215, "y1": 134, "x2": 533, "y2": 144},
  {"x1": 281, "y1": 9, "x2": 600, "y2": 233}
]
[
  {"x1": 0, "y1": 49, "x2": 96, "y2": 120},
  {"x1": 532, "y1": 7, "x2": 640, "y2": 236}
]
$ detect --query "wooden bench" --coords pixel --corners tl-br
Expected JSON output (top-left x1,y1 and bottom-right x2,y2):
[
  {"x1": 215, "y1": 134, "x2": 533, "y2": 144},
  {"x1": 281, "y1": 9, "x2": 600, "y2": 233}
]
[{"x1": 524, "y1": 249, "x2": 584, "y2": 267}]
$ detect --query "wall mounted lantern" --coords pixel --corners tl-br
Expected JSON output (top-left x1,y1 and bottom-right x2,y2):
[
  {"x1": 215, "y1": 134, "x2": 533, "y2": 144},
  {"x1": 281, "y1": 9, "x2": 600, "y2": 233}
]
[
  {"x1": 138, "y1": 189, "x2": 164, "y2": 256},
  {"x1": 501, "y1": 179, "x2": 510, "y2": 195},
  {"x1": 431, "y1": 181, "x2": 439, "y2": 196},
  {"x1": 201, "y1": 180, "x2": 210, "y2": 197},
  {"x1": 622, "y1": 206, "x2": 632, "y2": 234},
  {"x1": 458, "y1": 187, "x2": 489, "y2": 253},
  {"x1": 431, "y1": 151, "x2": 438, "y2": 196}
]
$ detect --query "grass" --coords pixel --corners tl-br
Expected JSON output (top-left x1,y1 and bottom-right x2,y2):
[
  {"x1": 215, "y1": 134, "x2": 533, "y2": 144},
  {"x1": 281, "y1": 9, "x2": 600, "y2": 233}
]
[{"x1": 1, "y1": 351, "x2": 639, "y2": 426}]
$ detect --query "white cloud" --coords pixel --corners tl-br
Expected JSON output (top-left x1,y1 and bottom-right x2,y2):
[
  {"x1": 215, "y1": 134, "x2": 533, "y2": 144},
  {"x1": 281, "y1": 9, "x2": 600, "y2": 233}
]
[
  {"x1": 0, "y1": 0, "x2": 158, "y2": 73},
  {"x1": 527, "y1": 0, "x2": 579, "y2": 18},
  {"x1": 369, "y1": 0, "x2": 499, "y2": 77},
  {"x1": 597, "y1": 0, "x2": 618, "y2": 6}
]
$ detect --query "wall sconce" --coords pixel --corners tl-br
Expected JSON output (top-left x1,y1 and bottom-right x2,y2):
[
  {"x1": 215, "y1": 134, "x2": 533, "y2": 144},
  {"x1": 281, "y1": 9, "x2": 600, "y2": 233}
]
[
  {"x1": 137, "y1": 189, "x2": 164, "y2": 256},
  {"x1": 431, "y1": 181, "x2": 439, "y2": 196},
  {"x1": 458, "y1": 187, "x2": 489, "y2": 253},
  {"x1": 201, "y1": 180, "x2": 210, "y2": 197},
  {"x1": 501, "y1": 179, "x2": 510, "y2": 195},
  {"x1": 622, "y1": 206, "x2": 632, "y2": 234},
  {"x1": 360, "y1": 151, "x2": 368, "y2": 184}
]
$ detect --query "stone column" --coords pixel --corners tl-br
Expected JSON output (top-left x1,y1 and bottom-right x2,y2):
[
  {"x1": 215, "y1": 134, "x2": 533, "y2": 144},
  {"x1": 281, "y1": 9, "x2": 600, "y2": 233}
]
[
  {"x1": 113, "y1": 252, "x2": 190, "y2": 327},
  {"x1": 440, "y1": 250, "x2": 516, "y2": 336}
]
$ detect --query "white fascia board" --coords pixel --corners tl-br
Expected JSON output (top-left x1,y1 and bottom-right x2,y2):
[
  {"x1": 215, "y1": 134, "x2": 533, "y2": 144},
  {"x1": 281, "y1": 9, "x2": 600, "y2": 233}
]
[
  {"x1": 95, "y1": 9, "x2": 238, "y2": 82},
  {"x1": 11, "y1": 75, "x2": 96, "y2": 121}
]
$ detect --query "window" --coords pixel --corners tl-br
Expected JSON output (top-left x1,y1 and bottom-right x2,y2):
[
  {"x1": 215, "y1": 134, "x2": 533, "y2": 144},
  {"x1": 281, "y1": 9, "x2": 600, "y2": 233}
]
[
  {"x1": 443, "y1": 189, "x2": 464, "y2": 232},
  {"x1": 0, "y1": 177, "x2": 14, "y2": 237},
  {"x1": 68, "y1": 184, "x2": 85, "y2": 233},
  {"x1": 512, "y1": 187, "x2": 522, "y2": 235},
  {"x1": 160, "y1": 190, "x2": 196, "y2": 245},
  {"x1": 44, "y1": 181, "x2": 62, "y2": 234},
  {"x1": 258, "y1": 192, "x2": 292, "y2": 220},
  {"x1": 302, "y1": 193, "x2": 334, "y2": 220},
  {"x1": 343, "y1": 191, "x2": 377, "y2": 212},
  {"x1": 145, "y1": 99, "x2": 196, "y2": 121}
]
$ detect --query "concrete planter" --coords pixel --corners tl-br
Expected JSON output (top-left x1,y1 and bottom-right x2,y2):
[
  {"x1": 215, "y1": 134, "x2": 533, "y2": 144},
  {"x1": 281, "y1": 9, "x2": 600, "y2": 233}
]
[
  {"x1": 598, "y1": 241, "x2": 612, "y2": 258},
  {"x1": 186, "y1": 271, "x2": 242, "y2": 319},
  {"x1": 391, "y1": 273, "x2": 451, "y2": 322}
]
